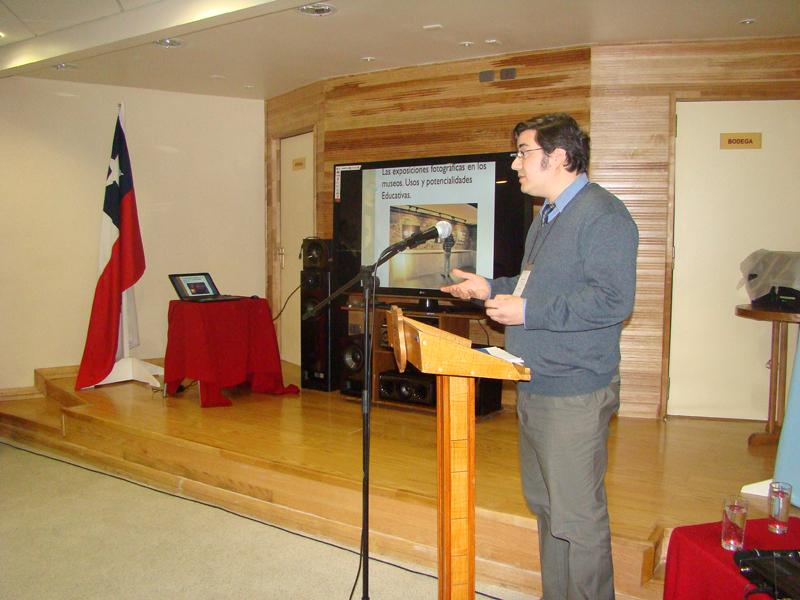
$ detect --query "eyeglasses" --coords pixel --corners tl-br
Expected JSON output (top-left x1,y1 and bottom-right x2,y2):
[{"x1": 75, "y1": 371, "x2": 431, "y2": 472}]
[{"x1": 511, "y1": 147, "x2": 544, "y2": 160}]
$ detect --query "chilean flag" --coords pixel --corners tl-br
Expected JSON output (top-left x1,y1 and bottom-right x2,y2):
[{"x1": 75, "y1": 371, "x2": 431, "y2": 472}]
[{"x1": 75, "y1": 108, "x2": 145, "y2": 389}]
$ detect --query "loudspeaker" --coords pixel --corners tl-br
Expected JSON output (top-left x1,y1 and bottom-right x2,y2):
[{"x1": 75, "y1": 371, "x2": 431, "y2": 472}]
[
  {"x1": 300, "y1": 268, "x2": 335, "y2": 391},
  {"x1": 377, "y1": 368, "x2": 502, "y2": 415},
  {"x1": 302, "y1": 238, "x2": 331, "y2": 270},
  {"x1": 378, "y1": 369, "x2": 436, "y2": 407},
  {"x1": 339, "y1": 334, "x2": 365, "y2": 397}
]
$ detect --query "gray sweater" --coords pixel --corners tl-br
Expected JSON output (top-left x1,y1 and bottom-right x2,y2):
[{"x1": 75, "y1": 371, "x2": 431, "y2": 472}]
[{"x1": 492, "y1": 182, "x2": 639, "y2": 396}]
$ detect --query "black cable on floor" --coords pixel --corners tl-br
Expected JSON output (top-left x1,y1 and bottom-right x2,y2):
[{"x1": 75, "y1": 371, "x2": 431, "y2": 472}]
[{"x1": 0, "y1": 440, "x2": 503, "y2": 599}]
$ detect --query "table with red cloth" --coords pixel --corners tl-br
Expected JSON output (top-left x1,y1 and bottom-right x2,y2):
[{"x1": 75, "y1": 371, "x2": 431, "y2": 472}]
[
  {"x1": 664, "y1": 517, "x2": 800, "y2": 599},
  {"x1": 164, "y1": 298, "x2": 298, "y2": 407}
]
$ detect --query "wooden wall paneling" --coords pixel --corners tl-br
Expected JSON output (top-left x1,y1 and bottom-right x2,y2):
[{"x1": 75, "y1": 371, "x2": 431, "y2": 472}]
[
  {"x1": 589, "y1": 93, "x2": 671, "y2": 419},
  {"x1": 592, "y1": 39, "x2": 800, "y2": 96},
  {"x1": 318, "y1": 47, "x2": 592, "y2": 238},
  {"x1": 591, "y1": 37, "x2": 800, "y2": 418},
  {"x1": 323, "y1": 48, "x2": 590, "y2": 131}
]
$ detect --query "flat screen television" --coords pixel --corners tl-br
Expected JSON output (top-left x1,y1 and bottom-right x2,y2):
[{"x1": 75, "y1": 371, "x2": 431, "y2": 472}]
[{"x1": 332, "y1": 151, "x2": 535, "y2": 307}]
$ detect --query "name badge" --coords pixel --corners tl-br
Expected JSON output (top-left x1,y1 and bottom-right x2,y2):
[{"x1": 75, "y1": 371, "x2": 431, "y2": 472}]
[{"x1": 512, "y1": 267, "x2": 532, "y2": 296}]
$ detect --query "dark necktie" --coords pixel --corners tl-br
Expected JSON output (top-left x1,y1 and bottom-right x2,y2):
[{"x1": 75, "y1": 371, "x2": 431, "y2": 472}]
[{"x1": 541, "y1": 202, "x2": 555, "y2": 224}]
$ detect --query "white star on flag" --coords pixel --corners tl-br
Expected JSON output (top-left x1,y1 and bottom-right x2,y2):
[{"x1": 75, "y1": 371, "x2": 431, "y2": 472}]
[{"x1": 106, "y1": 154, "x2": 122, "y2": 187}]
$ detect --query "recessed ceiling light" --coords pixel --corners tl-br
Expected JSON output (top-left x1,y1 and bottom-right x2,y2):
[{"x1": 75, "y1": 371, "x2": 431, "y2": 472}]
[
  {"x1": 243, "y1": 84, "x2": 255, "y2": 89},
  {"x1": 485, "y1": 39, "x2": 501, "y2": 45},
  {"x1": 361, "y1": 56, "x2": 376, "y2": 62},
  {"x1": 459, "y1": 41, "x2": 474, "y2": 48},
  {"x1": 297, "y1": 3, "x2": 337, "y2": 17},
  {"x1": 54, "y1": 63, "x2": 77, "y2": 70},
  {"x1": 210, "y1": 74, "x2": 226, "y2": 79},
  {"x1": 154, "y1": 37, "x2": 183, "y2": 48},
  {"x1": 422, "y1": 24, "x2": 443, "y2": 31},
  {"x1": 0, "y1": 32, "x2": 6, "y2": 38},
  {"x1": 739, "y1": 18, "x2": 756, "y2": 25}
]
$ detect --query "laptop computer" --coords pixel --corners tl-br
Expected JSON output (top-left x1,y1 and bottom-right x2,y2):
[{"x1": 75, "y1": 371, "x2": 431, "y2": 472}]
[{"x1": 168, "y1": 272, "x2": 244, "y2": 302}]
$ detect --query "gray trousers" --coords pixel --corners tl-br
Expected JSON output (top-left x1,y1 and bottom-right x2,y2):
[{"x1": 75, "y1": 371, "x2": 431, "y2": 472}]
[{"x1": 516, "y1": 376, "x2": 620, "y2": 600}]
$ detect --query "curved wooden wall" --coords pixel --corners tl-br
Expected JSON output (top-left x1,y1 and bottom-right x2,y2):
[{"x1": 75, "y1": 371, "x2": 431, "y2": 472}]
[
  {"x1": 266, "y1": 38, "x2": 800, "y2": 418},
  {"x1": 320, "y1": 47, "x2": 591, "y2": 236}
]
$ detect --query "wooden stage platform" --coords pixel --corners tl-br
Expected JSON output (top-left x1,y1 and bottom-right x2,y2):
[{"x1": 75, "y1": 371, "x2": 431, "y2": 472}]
[{"x1": 0, "y1": 362, "x2": 779, "y2": 599}]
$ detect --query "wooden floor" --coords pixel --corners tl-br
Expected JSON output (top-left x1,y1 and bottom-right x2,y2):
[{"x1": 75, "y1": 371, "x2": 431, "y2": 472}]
[{"x1": 0, "y1": 362, "x2": 781, "y2": 599}]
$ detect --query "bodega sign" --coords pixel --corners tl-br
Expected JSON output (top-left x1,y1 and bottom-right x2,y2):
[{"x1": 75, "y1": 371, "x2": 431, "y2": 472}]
[{"x1": 720, "y1": 132, "x2": 762, "y2": 149}]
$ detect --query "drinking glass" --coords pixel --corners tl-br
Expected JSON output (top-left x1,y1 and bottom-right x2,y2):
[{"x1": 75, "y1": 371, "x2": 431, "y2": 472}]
[
  {"x1": 721, "y1": 495, "x2": 748, "y2": 551},
  {"x1": 768, "y1": 481, "x2": 792, "y2": 534}
]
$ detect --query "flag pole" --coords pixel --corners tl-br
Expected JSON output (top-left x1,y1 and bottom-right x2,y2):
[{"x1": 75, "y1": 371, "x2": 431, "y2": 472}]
[
  {"x1": 121, "y1": 289, "x2": 130, "y2": 359},
  {"x1": 117, "y1": 103, "x2": 132, "y2": 362}
]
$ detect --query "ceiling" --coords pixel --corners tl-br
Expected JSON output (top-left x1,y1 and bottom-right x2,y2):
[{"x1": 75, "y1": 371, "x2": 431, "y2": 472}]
[{"x1": 1, "y1": 0, "x2": 799, "y2": 100}]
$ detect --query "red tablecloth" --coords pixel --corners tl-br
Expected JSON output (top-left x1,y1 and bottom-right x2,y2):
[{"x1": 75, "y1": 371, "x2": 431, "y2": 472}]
[
  {"x1": 664, "y1": 517, "x2": 800, "y2": 599},
  {"x1": 164, "y1": 298, "x2": 298, "y2": 407}
]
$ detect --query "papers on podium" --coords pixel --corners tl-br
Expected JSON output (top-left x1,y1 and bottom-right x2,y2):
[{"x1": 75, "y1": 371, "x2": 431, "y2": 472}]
[{"x1": 477, "y1": 346, "x2": 524, "y2": 364}]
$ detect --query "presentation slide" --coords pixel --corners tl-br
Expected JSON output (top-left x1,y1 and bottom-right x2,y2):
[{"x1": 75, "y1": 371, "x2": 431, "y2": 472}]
[{"x1": 361, "y1": 161, "x2": 496, "y2": 288}]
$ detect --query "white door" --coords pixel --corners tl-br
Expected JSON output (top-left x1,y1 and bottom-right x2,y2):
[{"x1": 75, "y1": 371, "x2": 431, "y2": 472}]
[
  {"x1": 670, "y1": 100, "x2": 800, "y2": 418},
  {"x1": 279, "y1": 132, "x2": 315, "y2": 365}
]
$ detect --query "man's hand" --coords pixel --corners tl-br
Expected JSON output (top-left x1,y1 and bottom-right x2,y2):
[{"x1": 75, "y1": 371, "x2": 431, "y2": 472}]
[
  {"x1": 440, "y1": 268, "x2": 490, "y2": 300},
  {"x1": 485, "y1": 294, "x2": 524, "y2": 325}
]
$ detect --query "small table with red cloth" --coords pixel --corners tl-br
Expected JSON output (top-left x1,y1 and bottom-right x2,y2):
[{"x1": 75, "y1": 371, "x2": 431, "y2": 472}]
[
  {"x1": 664, "y1": 517, "x2": 800, "y2": 599},
  {"x1": 164, "y1": 298, "x2": 298, "y2": 407}
]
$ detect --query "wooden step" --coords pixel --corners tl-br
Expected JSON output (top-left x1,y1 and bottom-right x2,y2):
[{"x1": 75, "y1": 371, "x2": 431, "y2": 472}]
[
  {"x1": 0, "y1": 386, "x2": 47, "y2": 402},
  {"x1": 0, "y1": 392, "x2": 64, "y2": 436}
]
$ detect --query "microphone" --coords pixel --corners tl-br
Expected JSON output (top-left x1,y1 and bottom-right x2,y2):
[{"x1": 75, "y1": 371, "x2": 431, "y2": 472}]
[{"x1": 391, "y1": 220, "x2": 452, "y2": 252}]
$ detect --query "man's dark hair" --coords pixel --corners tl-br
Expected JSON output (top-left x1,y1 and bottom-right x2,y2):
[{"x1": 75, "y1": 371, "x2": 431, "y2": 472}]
[{"x1": 513, "y1": 113, "x2": 590, "y2": 174}]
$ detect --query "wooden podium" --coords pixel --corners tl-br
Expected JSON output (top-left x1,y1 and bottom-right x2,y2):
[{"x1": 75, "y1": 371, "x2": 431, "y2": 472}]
[{"x1": 386, "y1": 306, "x2": 530, "y2": 599}]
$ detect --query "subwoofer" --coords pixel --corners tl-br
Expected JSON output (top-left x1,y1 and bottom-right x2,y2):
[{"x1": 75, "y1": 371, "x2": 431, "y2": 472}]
[
  {"x1": 300, "y1": 268, "x2": 335, "y2": 391},
  {"x1": 339, "y1": 334, "x2": 365, "y2": 397},
  {"x1": 377, "y1": 368, "x2": 502, "y2": 415},
  {"x1": 301, "y1": 238, "x2": 331, "y2": 270},
  {"x1": 378, "y1": 370, "x2": 436, "y2": 407}
]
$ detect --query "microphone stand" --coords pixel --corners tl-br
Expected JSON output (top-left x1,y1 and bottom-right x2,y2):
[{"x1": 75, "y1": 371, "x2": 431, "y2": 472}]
[{"x1": 302, "y1": 242, "x2": 407, "y2": 600}]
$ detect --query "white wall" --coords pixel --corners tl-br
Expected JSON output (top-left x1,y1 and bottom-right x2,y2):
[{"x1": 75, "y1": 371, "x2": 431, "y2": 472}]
[{"x1": 0, "y1": 77, "x2": 266, "y2": 388}]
